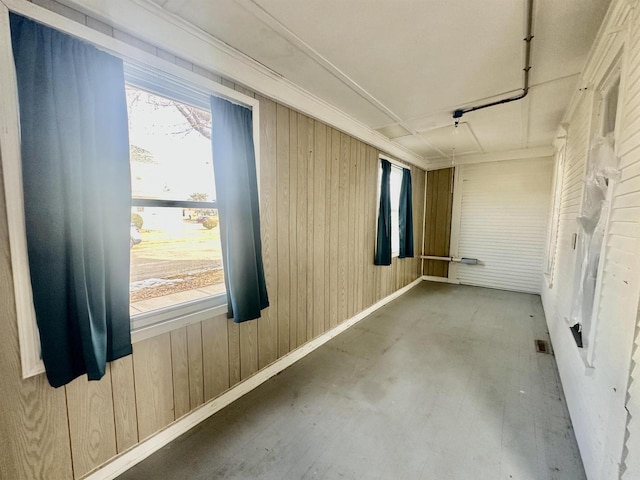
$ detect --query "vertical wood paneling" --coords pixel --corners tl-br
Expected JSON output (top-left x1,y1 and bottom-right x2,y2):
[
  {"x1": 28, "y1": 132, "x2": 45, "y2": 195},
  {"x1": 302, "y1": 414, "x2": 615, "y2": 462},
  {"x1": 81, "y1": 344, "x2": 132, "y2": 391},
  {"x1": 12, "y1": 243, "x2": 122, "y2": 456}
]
[
  {"x1": 313, "y1": 121, "x2": 327, "y2": 337},
  {"x1": 338, "y1": 133, "x2": 350, "y2": 323},
  {"x1": 110, "y1": 355, "x2": 139, "y2": 452},
  {"x1": 66, "y1": 370, "x2": 117, "y2": 478},
  {"x1": 324, "y1": 128, "x2": 333, "y2": 333},
  {"x1": 256, "y1": 95, "x2": 278, "y2": 368},
  {"x1": 186, "y1": 323, "x2": 204, "y2": 408},
  {"x1": 424, "y1": 168, "x2": 454, "y2": 277},
  {"x1": 170, "y1": 328, "x2": 190, "y2": 419},
  {"x1": 202, "y1": 314, "x2": 230, "y2": 401},
  {"x1": 239, "y1": 321, "x2": 258, "y2": 380},
  {"x1": 306, "y1": 117, "x2": 315, "y2": 342},
  {"x1": 355, "y1": 142, "x2": 373, "y2": 312},
  {"x1": 227, "y1": 321, "x2": 241, "y2": 387},
  {"x1": 368, "y1": 146, "x2": 380, "y2": 304},
  {"x1": 348, "y1": 137, "x2": 358, "y2": 317},
  {"x1": 133, "y1": 334, "x2": 175, "y2": 440},
  {"x1": 296, "y1": 112, "x2": 308, "y2": 348},
  {"x1": 276, "y1": 104, "x2": 291, "y2": 356},
  {"x1": 289, "y1": 110, "x2": 298, "y2": 347},
  {"x1": 329, "y1": 129, "x2": 341, "y2": 329}
]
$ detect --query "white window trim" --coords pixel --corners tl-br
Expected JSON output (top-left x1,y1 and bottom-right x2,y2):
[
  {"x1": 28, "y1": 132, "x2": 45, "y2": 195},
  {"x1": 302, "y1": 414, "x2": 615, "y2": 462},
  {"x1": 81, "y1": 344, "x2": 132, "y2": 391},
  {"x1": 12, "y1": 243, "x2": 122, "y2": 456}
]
[
  {"x1": 0, "y1": 0, "x2": 260, "y2": 378},
  {"x1": 544, "y1": 137, "x2": 566, "y2": 288},
  {"x1": 582, "y1": 63, "x2": 624, "y2": 364}
]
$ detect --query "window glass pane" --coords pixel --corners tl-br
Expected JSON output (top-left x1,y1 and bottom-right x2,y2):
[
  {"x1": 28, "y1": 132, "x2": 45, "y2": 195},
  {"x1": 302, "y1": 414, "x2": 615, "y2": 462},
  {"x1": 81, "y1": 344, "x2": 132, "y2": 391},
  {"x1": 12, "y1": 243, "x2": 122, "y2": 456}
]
[
  {"x1": 390, "y1": 165, "x2": 403, "y2": 255},
  {"x1": 126, "y1": 83, "x2": 224, "y2": 319},
  {"x1": 126, "y1": 85, "x2": 215, "y2": 202},
  {"x1": 603, "y1": 78, "x2": 620, "y2": 137},
  {"x1": 130, "y1": 207, "x2": 224, "y2": 315}
]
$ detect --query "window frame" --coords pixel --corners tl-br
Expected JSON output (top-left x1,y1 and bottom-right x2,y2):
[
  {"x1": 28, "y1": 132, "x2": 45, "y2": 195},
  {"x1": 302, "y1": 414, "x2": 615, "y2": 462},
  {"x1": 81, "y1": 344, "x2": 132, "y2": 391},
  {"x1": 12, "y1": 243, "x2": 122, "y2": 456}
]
[
  {"x1": 376, "y1": 154, "x2": 408, "y2": 260},
  {"x1": 0, "y1": 2, "x2": 260, "y2": 378},
  {"x1": 124, "y1": 72, "x2": 227, "y2": 336},
  {"x1": 544, "y1": 134, "x2": 566, "y2": 288},
  {"x1": 579, "y1": 64, "x2": 623, "y2": 363}
]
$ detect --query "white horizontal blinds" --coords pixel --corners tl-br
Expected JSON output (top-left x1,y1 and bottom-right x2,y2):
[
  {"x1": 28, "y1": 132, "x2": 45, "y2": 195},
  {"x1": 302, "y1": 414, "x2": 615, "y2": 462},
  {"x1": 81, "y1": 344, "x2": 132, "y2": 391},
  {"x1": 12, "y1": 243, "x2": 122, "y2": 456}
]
[{"x1": 455, "y1": 158, "x2": 553, "y2": 293}]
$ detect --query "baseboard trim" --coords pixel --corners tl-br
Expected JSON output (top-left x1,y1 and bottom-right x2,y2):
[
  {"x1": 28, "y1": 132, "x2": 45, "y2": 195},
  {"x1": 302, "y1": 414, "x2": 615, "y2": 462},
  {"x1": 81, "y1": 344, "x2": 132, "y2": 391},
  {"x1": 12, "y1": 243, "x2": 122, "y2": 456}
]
[
  {"x1": 83, "y1": 277, "x2": 423, "y2": 480},
  {"x1": 422, "y1": 275, "x2": 460, "y2": 284}
]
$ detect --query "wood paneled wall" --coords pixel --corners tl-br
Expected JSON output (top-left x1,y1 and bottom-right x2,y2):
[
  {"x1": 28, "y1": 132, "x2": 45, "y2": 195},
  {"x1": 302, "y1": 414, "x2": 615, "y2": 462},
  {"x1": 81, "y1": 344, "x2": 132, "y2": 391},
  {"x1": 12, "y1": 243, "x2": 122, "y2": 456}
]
[
  {"x1": 423, "y1": 167, "x2": 454, "y2": 277},
  {"x1": 0, "y1": 3, "x2": 426, "y2": 478}
]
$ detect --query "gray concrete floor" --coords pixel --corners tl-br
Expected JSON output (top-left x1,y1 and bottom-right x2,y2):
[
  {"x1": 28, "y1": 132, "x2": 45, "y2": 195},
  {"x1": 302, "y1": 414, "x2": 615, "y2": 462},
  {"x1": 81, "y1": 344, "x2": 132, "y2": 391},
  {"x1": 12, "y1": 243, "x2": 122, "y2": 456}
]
[{"x1": 118, "y1": 282, "x2": 585, "y2": 480}]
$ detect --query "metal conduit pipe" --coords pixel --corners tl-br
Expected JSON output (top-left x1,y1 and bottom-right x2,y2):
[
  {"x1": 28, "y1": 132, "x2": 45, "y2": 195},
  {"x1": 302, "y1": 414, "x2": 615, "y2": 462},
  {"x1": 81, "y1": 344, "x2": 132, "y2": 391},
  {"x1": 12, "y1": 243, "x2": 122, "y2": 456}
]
[
  {"x1": 421, "y1": 255, "x2": 478, "y2": 265},
  {"x1": 452, "y1": 0, "x2": 535, "y2": 123}
]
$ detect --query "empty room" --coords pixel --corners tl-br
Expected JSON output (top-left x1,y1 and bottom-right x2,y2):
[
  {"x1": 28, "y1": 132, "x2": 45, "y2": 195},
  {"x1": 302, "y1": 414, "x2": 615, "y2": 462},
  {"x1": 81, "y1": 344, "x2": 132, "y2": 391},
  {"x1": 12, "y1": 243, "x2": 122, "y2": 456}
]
[{"x1": 1, "y1": 0, "x2": 639, "y2": 479}]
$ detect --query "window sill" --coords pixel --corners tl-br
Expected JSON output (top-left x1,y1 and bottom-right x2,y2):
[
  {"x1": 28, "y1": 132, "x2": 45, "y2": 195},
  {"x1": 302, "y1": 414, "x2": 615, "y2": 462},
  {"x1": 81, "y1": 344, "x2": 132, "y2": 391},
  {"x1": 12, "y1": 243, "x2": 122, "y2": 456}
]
[{"x1": 130, "y1": 286, "x2": 227, "y2": 344}]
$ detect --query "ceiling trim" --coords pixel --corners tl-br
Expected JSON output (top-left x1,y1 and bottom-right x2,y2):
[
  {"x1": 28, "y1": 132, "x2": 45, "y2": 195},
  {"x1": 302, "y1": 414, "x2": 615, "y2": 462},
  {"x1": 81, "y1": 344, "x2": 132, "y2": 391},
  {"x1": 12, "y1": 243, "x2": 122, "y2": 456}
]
[
  {"x1": 55, "y1": 0, "x2": 426, "y2": 168},
  {"x1": 233, "y1": 0, "x2": 404, "y2": 125},
  {"x1": 423, "y1": 145, "x2": 554, "y2": 171}
]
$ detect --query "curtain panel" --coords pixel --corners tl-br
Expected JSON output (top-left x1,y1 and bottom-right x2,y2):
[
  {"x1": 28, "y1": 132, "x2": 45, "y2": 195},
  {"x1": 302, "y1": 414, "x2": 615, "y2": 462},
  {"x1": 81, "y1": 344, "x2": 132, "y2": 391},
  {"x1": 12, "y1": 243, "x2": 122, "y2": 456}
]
[
  {"x1": 210, "y1": 96, "x2": 269, "y2": 322},
  {"x1": 10, "y1": 14, "x2": 132, "y2": 387},
  {"x1": 374, "y1": 159, "x2": 392, "y2": 265},
  {"x1": 399, "y1": 168, "x2": 414, "y2": 258}
]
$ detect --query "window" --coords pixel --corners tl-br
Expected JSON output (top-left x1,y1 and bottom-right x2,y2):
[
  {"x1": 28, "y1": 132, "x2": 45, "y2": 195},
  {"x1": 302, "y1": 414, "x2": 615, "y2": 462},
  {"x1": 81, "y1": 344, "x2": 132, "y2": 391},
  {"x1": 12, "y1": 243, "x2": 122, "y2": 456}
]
[
  {"x1": 544, "y1": 139, "x2": 565, "y2": 285},
  {"x1": 125, "y1": 80, "x2": 227, "y2": 331},
  {"x1": 569, "y1": 68, "x2": 621, "y2": 354},
  {"x1": 377, "y1": 159, "x2": 404, "y2": 257},
  {"x1": 2, "y1": 11, "x2": 260, "y2": 378}
]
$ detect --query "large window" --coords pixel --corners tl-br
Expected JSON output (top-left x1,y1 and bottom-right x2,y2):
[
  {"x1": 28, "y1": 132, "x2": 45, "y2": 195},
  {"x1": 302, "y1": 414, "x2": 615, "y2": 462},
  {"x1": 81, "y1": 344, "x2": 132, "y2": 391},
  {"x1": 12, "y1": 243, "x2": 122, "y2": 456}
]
[{"x1": 125, "y1": 79, "x2": 225, "y2": 330}]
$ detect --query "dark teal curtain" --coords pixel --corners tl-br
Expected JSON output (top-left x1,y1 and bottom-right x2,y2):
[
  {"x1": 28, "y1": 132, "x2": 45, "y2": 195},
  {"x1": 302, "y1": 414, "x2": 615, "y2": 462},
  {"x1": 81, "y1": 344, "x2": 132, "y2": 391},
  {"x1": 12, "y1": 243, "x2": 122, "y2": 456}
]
[
  {"x1": 374, "y1": 159, "x2": 392, "y2": 265},
  {"x1": 211, "y1": 97, "x2": 268, "y2": 322},
  {"x1": 398, "y1": 168, "x2": 414, "y2": 258},
  {"x1": 10, "y1": 14, "x2": 132, "y2": 388}
]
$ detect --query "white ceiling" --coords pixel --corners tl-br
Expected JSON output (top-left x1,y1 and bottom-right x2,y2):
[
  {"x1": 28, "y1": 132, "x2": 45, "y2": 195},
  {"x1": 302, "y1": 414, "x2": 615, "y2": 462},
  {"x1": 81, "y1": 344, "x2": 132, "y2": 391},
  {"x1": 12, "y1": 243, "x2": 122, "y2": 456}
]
[{"x1": 151, "y1": 0, "x2": 610, "y2": 163}]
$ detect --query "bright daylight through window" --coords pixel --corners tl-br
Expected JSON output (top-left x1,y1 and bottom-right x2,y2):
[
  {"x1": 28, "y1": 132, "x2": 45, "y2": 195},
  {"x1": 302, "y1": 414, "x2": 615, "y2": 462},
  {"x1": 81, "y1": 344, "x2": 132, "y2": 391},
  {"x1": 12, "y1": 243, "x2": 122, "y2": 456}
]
[
  {"x1": 389, "y1": 165, "x2": 403, "y2": 256},
  {"x1": 126, "y1": 85, "x2": 224, "y2": 323}
]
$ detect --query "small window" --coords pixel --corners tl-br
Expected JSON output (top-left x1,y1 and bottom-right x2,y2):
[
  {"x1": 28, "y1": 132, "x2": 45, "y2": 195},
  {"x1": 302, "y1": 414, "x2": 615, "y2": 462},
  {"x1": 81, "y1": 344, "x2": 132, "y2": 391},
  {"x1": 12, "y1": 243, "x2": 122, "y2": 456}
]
[
  {"x1": 377, "y1": 160, "x2": 404, "y2": 257},
  {"x1": 125, "y1": 83, "x2": 225, "y2": 328},
  {"x1": 602, "y1": 77, "x2": 620, "y2": 138},
  {"x1": 544, "y1": 142, "x2": 565, "y2": 283}
]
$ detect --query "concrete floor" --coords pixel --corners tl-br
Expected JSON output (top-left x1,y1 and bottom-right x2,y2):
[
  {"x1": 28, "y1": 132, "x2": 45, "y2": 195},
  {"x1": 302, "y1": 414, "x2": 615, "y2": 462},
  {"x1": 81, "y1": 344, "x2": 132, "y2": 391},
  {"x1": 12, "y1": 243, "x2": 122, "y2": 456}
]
[{"x1": 118, "y1": 282, "x2": 585, "y2": 480}]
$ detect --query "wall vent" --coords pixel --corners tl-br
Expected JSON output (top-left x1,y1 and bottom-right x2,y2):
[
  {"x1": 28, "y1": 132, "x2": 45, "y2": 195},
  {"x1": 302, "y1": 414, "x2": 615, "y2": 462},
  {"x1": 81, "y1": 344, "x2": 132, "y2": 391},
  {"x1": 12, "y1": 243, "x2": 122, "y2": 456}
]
[{"x1": 535, "y1": 339, "x2": 551, "y2": 354}]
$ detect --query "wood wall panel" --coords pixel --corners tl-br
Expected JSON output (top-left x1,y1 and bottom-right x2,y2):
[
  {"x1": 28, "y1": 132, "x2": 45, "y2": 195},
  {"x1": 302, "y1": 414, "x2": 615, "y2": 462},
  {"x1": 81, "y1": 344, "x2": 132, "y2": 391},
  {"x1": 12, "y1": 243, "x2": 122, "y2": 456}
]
[
  {"x1": 329, "y1": 128, "x2": 340, "y2": 329},
  {"x1": 295, "y1": 112, "x2": 308, "y2": 348},
  {"x1": 110, "y1": 355, "x2": 139, "y2": 452},
  {"x1": 227, "y1": 321, "x2": 241, "y2": 387},
  {"x1": 313, "y1": 121, "x2": 327, "y2": 338},
  {"x1": 133, "y1": 333, "x2": 175, "y2": 440},
  {"x1": 338, "y1": 133, "x2": 350, "y2": 324},
  {"x1": 186, "y1": 322, "x2": 204, "y2": 408},
  {"x1": 423, "y1": 168, "x2": 454, "y2": 278},
  {"x1": 202, "y1": 314, "x2": 229, "y2": 401},
  {"x1": 170, "y1": 328, "x2": 190, "y2": 419},
  {"x1": 276, "y1": 103, "x2": 291, "y2": 357},
  {"x1": 289, "y1": 110, "x2": 298, "y2": 348},
  {"x1": 256, "y1": 94, "x2": 278, "y2": 368},
  {"x1": 239, "y1": 321, "x2": 258, "y2": 380},
  {"x1": 348, "y1": 137, "x2": 358, "y2": 318},
  {"x1": 305, "y1": 116, "x2": 315, "y2": 343},
  {"x1": 66, "y1": 368, "x2": 117, "y2": 478},
  {"x1": 0, "y1": 6, "x2": 427, "y2": 478}
]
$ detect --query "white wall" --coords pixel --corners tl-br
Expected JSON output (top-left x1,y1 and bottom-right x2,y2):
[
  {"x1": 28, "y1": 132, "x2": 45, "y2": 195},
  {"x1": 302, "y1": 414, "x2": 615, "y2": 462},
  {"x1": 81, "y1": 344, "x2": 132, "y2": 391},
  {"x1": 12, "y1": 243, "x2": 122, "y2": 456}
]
[
  {"x1": 541, "y1": 1, "x2": 640, "y2": 479},
  {"x1": 449, "y1": 157, "x2": 552, "y2": 293}
]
